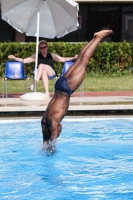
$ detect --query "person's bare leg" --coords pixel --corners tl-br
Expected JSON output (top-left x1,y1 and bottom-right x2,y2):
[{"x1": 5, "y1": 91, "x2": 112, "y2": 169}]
[
  {"x1": 37, "y1": 64, "x2": 55, "y2": 93},
  {"x1": 41, "y1": 70, "x2": 49, "y2": 93},
  {"x1": 64, "y1": 30, "x2": 112, "y2": 78},
  {"x1": 36, "y1": 66, "x2": 43, "y2": 83},
  {"x1": 64, "y1": 29, "x2": 113, "y2": 91},
  {"x1": 63, "y1": 38, "x2": 95, "y2": 77}
]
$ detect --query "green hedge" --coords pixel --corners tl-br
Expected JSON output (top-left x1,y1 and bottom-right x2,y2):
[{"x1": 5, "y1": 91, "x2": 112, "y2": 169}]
[
  {"x1": 0, "y1": 41, "x2": 133, "y2": 77},
  {"x1": 88, "y1": 41, "x2": 132, "y2": 77}
]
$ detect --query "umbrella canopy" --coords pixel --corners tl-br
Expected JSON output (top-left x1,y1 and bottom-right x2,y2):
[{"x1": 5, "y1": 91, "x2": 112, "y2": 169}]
[
  {"x1": 1, "y1": 0, "x2": 79, "y2": 93},
  {"x1": 1, "y1": 0, "x2": 79, "y2": 38}
]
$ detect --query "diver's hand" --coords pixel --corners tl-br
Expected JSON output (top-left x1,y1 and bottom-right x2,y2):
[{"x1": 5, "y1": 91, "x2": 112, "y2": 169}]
[
  {"x1": 43, "y1": 140, "x2": 56, "y2": 155},
  {"x1": 46, "y1": 144, "x2": 55, "y2": 154}
]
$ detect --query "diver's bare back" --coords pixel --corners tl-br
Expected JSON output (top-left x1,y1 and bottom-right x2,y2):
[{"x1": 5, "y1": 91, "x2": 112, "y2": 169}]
[{"x1": 46, "y1": 91, "x2": 70, "y2": 125}]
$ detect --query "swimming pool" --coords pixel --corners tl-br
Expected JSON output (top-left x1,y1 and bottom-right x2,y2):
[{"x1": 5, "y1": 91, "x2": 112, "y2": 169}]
[{"x1": 0, "y1": 118, "x2": 133, "y2": 200}]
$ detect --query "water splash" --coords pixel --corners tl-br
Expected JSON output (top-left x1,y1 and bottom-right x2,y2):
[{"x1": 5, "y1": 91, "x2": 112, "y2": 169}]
[{"x1": 42, "y1": 139, "x2": 56, "y2": 156}]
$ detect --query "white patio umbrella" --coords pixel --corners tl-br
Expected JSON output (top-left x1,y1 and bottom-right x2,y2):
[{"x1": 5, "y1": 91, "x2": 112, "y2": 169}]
[{"x1": 1, "y1": 0, "x2": 79, "y2": 100}]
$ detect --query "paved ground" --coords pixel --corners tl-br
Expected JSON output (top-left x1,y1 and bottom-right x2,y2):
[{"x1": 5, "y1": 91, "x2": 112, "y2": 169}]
[
  {"x1": 1, "y1": 91, "x2": 133, "y2": 98},
  {"x1": 0, "y1": 91, "x2": 133, "y2": 117}
]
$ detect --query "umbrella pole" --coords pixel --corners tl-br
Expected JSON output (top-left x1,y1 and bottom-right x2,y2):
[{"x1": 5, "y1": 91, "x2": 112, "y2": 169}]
[
  {"x1": 20, "y1": 11, "x2": 47, "y2": 100},
  {"x1": 34, "y1": 11, "x2": 40, "y2": 92}
]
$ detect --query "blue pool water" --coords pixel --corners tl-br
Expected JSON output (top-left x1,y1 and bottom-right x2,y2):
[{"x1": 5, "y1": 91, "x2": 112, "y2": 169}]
[{"x1": 0, "y1": 118, "x2": 133, "y2": 200}]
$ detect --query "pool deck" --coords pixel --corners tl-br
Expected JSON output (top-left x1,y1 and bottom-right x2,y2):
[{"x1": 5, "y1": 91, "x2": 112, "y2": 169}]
[{"x1": 1, "y1": 91, "x2": 133, "y2": 117}]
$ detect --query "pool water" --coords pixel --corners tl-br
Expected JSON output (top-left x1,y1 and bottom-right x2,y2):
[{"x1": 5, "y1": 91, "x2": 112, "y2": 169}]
[{"x1": 0, "y1": 118, "x2": 133, "y2": 200}]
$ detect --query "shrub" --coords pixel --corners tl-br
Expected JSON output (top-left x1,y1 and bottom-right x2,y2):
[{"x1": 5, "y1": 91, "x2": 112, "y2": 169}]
[{"x1": 0, "y1": 41, "x2": 133, "y2": 77}]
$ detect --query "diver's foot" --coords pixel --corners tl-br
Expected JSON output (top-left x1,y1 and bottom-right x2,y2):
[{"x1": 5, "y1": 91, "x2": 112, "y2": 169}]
[{"x1": 94, "y1": 30, "x2": 113, "y2": 39}]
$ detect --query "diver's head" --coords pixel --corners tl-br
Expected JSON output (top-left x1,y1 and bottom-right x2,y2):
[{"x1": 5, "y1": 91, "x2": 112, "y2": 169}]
[
  {"x1": 42, "y1": 127, "x2": 51, "y2": 142},
  {"x1": 41, "y1": 118, "x2": 51, "y2": 142}
]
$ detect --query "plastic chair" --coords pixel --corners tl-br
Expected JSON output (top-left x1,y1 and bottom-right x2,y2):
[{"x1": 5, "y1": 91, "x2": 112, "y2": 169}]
[
  {"x1": 61, "y1": 61, "x2": 84, "y2": 97},
  {"x1": 48, "y1": 74, "x2": 57, "y2": 80},
  {"x1": 129, "y1": 67, "x2": 133, "y2": 71},
  {"x1": 60, "y1": 61, "x2": 75, "y2": 77},
  {"x1": 3, "y1": 61, "x2": 29, "y2": 98}
]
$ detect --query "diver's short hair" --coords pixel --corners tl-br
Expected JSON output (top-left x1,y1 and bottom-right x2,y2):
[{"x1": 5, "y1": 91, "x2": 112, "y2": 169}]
[
  {"x1": 43, "y1": 127, "x2": 51, "y2": 141},
  {"x1": 41, "y1": 118, "x2": 51, "y2": 141}
]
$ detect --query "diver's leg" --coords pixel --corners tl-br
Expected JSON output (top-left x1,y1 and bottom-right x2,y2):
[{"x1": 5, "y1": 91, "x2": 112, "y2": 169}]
[
  {"x1": 64, "y1": 30, "x2": 112, "y2": 78},
  {"x1": 63, "y1": 38, "x2": 95, "y2": 77},
  {"x1": 64, "y1": 30, "x2": 112, "y2": 91}
]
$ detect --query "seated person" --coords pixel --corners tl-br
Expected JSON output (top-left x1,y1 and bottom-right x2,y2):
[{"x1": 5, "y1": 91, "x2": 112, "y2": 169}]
[{"x1": 8, "y1": 40, "x2": 77, "y2": 98}]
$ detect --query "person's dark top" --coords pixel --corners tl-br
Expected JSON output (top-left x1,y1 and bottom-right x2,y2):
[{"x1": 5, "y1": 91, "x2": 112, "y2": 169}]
[{"x1": 38, "y1": 53, "x2": 56, "y2": 73}]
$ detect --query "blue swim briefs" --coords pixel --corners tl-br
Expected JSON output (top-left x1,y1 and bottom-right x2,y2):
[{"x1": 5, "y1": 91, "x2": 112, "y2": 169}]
[{"x1": 55, "y1": 77, "x2": 75, "y2": 95}]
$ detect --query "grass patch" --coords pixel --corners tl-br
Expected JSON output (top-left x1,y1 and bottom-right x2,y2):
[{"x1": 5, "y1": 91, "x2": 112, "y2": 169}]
[
  {"x1": 0, "y1": 77, "x2": 57, "y2": 94},
  {"x1": 1, "y1": 75, "x2": 133, "y2": 94},
  {"x1": 82, "y1": 75, "x2": 133, "y2": 92}
]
